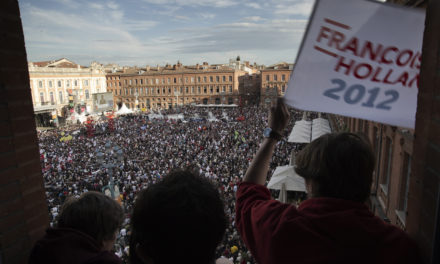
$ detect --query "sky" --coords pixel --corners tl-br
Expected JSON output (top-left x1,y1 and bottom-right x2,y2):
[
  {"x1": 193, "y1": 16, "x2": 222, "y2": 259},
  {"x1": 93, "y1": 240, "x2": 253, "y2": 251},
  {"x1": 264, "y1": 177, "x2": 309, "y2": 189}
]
[{"x1": 18, "y1": 0, "x2": 315, "y2": 67}]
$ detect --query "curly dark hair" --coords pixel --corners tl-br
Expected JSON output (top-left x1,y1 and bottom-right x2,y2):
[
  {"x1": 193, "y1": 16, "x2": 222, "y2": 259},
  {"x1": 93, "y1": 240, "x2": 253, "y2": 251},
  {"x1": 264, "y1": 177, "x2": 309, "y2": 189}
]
[{"x1": 130, "y1": 169, "x2": 227, "y2": 264}]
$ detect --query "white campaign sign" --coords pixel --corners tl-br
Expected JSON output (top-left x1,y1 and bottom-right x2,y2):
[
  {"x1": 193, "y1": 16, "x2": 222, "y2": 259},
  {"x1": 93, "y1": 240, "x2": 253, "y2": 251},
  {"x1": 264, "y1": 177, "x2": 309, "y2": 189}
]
[{"x1": 284, "y1": 0, "x2": 425, "y2": 129}]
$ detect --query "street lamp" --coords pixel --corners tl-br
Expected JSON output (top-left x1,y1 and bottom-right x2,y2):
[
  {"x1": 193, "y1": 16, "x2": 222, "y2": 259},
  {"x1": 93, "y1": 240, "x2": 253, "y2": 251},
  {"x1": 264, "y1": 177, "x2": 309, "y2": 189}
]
[{"x1": 96, "y1": 141, "x2": 123, "y2": 199}]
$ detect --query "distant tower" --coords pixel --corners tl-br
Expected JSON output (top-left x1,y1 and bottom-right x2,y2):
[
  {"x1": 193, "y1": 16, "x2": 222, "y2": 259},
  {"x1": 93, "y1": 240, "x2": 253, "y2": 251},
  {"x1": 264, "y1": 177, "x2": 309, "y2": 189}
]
[{"x1": 236, "y1": 55, "x2": 241, "y2": 61}]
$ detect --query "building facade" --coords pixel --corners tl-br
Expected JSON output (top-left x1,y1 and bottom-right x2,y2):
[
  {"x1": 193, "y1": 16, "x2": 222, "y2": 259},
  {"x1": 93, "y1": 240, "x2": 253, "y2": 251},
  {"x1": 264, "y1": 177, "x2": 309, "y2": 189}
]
[
  {"x1": 28, "y1": 58, "x2": 107, "y2": 125},
  {"x1": 260, "y1": 62, "x2": 294, "y2": 106},
  {"x1": 107, "y1": 62, "x2": 250, "y2": 110}
]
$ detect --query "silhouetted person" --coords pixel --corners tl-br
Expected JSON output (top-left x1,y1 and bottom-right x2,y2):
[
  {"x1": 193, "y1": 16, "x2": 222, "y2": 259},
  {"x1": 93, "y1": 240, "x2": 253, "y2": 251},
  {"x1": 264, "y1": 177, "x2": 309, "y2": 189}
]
[
  {"x1": 130, "y1": 169, "x2": 227, "y2": 264},
  {"x1": 29, "y1": 191, "x2": 123, "y2": 264}
]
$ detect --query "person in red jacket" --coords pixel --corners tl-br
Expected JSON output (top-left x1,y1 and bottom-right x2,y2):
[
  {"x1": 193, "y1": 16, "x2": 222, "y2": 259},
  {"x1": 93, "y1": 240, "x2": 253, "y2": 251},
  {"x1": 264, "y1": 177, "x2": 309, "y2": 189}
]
[{"x1": 235, "y1": 98, "x2": 421, "y2": 264}]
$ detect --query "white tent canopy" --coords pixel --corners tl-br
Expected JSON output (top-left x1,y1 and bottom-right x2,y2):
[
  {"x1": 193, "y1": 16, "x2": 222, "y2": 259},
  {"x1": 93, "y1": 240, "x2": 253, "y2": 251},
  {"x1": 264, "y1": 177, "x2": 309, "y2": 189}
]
[
  {"x1": 267, "y1": 165, "x2": 307, "y2": 192},
  {"x1": 311, "y1": 117, "x2": 331, "y2": 141},
  {"x1": 288, "y1": 119, "x2": 312, "y2": 143},
  {"x1": 288, "y1": 115, "x2": 332, "y2": 143},
  {"x1": 115, "y1": 104, "x2": 134, "y2": 115}
]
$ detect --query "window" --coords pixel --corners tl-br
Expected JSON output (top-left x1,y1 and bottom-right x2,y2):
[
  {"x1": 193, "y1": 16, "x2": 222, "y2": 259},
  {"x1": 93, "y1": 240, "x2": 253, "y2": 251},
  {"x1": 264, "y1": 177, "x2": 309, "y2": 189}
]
[
  {"x1": 266, "y1": 75, "x2": 270, "y2": 81},
  {"x1": 282, "y1": 85, "x2": 285, "y2": 93},
  {"x1": 162, "y1": 78, "x2": 165, "y2": 84},
  {"x1": 129, "y1": 80, "x2": 132, "y2": 85},
  {"x1": 396, "y1": 153, "x2": 411, "y2": 224},
  {"x1": 96, "y1": 79, "x2": 99, "y2": 86},
  {"x1": 198, "y1": 87, "x2": 201, "y2": 94},
  {"x1": 223, "y1": 86, "x2": 226, "y2": 92},
  {"x1": 210, "y1": 86, "x2": 213, "y2": 94},
  {"x1": 85, "y1": 90, "x2": 90, "y2": 99},
  {"x1": 40, "y1": 92, "x2": 44, "y2": 103},
  {"x1": 210, "y1": 76, "x2": 213, "y2": 82},
  {"x1": 140, "y1": 79, "x2": 143, "y2": 85},
  {"x1": 58, "y1": 80, "x2": 62, "y2": 87},
  {"x1": 168, "y1": 88, "x2": 171, "y2": 94},
  {"x1": 198, "y1": 77, "x2": 201, "y2": 83},
  {"x1": 216, "y1": 86, "x2": 219, "y2": 93},
  {"x1": 185, "y1": 87, "x2": 189, "y2": 93},
  {"x1": 229, "y1": 85, "x2": 232, "y2": 93},
  {"x1": 50, "y1": 92, "x2": 54, "y2": 105},
  {"x1": 216, "y1": 76, "x2": 219, "y2": 82},
  {"x1": 163, "y1": 88, "x2": 165, "y2": 94},
  {"x1": 191, "y1": 87, "x2": 194, "y2": 93},
  {"x1": 282, "y1": 74, "x2": 286, "y2": 81},
  {"x1": 59, "y1": 91, "x2": 63, "y2": 103},
  {"x1": 74, "y1": 80, "x2": 78, "y2": 86},
  {"x1": 204, "y1": 86, "x2": 207, "y2": 93},
  {"x1": 222, "y1": 76, "x2": 226, "y2": 82},
  {"x1": 84, "y1": 80, "x2": 89, "y2": 86},
  {"x1": 49, "y1": 81, "x2": 53, "y2": 88},
  {"x1": 135, "y1": 79, "x2": 138, "y2": 85},
  {"x1": 381, "y1": 138, "x2": 393, "y2": 195},
  {"x1": 38, "y1": 81, "x2": 43, "y2": 88},
  {"x1": 191, "y1": 77, "x2": 194, "y2": 83},
  {"x1": 203, "y1": 76, "x2": 207, "y2": 82},
  {"x1": 229, "y1": 76, "x2": 232, "y2": 82},
  {"x1": 179, "y1": 78, "x2": 182, "y2": 83},
  {"x1": 274, "y1": 74, "x2": 278, "y2": 81},
  {"x1": 185, "y1": 77, "x2": 188, "y2": 83},
  {"x1": 174, "y1": 78, "x2": 177, "y2": 83},
  {"x1": 145, "y1": 88, "x2": 148, "y2": 95},
  {"x1": 156, "y1": 79, "x2": 159, "y2": 84}
]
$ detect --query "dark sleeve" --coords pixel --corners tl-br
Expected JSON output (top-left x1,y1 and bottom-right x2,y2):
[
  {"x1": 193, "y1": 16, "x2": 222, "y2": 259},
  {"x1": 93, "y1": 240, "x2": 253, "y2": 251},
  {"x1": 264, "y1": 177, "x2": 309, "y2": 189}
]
[{"x1": 235, "y1": 182, "x2": 298, "y2": 263}]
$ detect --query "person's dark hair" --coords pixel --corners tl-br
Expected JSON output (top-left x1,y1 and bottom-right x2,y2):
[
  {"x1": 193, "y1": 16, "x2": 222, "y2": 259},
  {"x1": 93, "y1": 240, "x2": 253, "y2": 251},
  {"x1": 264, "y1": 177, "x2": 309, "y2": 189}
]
[
  {"x1": 57, "y1": 191, "x2": 123, "y2": 245},
  {"x1": 130, "y1": 169, "x2": 227, "y2": 264},
  {"x1": 294, "y1": 132, "x2": 375, "y2": 203}
]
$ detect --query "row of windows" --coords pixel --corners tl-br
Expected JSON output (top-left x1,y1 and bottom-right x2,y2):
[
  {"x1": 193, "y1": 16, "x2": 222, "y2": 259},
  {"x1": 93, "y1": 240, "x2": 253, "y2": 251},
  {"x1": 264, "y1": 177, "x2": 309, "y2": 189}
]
[
  {"x1": 264, "y1": 74, "x2": 288, "y2": 82},
  {"x1": 123, "y1": 97, "x2": 235, "y2": 108},
  {"x1": 38, "y1": 90, "x2": 90, "y2": 104},
  {"x1": 120, "y1": 75, "x2": 233, "y2": 86},
  {"x1": 111, "y1": 85, "x2": 234, "y2": 96},
  {"x1": 265, "y1": 85, "x2": 287, "y2": 93},
  {"x1": 36, "y1": 79, "x2": 99, "y2": 88}
]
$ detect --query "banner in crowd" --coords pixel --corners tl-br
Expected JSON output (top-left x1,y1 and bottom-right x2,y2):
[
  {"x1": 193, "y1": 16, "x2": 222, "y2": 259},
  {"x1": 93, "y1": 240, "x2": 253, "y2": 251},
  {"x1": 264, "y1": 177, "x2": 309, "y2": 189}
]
[
  {"x1": 93, "y1": 92, "x2": 114, "y2": 113},
  {"x1": 284, "y1": 0, "x2": 425, "y2": 129}
]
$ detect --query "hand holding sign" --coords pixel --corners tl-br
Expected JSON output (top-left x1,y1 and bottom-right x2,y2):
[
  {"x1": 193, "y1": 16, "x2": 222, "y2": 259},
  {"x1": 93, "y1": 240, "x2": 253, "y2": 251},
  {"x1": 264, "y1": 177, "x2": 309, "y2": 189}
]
[{"x1": 284, "y1": 0, "x2": 425, "y2": 129}]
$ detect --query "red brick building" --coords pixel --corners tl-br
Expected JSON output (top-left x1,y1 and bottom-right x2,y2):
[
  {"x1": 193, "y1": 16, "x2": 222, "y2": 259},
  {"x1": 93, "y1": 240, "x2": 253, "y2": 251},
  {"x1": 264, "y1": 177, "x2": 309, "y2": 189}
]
[
  {"x1": 260, "y1": 62, "x2": 294, "y2": 106},
  {"x1": 106, "y1": 62, "x2": 252, "y2": 110}
]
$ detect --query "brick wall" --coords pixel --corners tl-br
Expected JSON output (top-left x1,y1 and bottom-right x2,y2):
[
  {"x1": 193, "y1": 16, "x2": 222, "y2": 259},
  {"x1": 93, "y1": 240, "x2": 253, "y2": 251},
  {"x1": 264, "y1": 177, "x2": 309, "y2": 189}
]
[
  {"x1": 406, "y1": 1, "x2": 440, "y2": 263},
  {"x1": 0, "y1": 0, "x2": 49, "y2": 263}
]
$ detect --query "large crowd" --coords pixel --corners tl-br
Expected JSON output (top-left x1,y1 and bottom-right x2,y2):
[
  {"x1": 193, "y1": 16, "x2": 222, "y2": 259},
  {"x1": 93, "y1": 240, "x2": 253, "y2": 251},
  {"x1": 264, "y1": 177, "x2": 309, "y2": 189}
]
[{"x1": 38, "y1": 105, "x2": 307, "y2": 264}]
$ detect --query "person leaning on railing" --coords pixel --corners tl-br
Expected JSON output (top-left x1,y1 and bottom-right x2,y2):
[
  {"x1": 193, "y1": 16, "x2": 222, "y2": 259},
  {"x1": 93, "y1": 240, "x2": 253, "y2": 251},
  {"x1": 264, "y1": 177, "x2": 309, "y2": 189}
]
[{"x1": 235, "y1": 98, "x2": 421, "y2": 264}]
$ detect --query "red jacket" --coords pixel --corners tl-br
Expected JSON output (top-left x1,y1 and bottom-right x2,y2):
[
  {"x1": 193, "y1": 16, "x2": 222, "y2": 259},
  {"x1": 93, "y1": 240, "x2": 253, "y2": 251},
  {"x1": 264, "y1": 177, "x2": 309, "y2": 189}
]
[{"x1": 236, "y1": 182, "x2": 421, "y2": 264}]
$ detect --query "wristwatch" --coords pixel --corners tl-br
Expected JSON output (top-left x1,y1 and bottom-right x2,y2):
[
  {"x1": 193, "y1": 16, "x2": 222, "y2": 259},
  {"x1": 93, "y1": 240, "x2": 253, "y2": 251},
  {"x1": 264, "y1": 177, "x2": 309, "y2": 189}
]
[{"x1": 263, "y1": 128, "x2": 282, "y2": 141}]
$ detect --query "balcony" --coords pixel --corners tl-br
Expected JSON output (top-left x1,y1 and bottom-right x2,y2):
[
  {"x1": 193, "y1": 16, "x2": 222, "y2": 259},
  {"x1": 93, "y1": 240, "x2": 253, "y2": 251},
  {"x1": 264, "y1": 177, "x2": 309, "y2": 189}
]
[{"x1": 33, "y1": 102, "x2": 57, "y2": 113}]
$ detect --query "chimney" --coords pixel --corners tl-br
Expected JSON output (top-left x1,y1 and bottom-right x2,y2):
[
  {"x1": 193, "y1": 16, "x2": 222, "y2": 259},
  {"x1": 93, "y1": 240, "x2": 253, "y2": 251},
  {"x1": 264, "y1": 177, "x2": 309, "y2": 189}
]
[
  {"x1": 146, "y1": 65, "x2": 150, "y2": 71},
  {"x1": 157, "y1": 64, "x2": 160, "y2": 71}
]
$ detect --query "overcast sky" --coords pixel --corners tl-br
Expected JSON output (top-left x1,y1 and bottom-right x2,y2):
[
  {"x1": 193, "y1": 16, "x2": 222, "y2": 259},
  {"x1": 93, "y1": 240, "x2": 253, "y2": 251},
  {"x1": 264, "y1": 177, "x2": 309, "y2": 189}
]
[{"x1": 18, "y1": 0, "x2": 314, "y2": 67}]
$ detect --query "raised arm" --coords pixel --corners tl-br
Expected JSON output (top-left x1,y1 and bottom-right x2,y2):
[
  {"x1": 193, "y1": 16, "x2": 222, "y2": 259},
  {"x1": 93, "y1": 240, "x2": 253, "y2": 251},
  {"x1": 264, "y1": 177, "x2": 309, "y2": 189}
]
[{"x1": 243, "y1": 98, "x2": 290, "y2": 185}]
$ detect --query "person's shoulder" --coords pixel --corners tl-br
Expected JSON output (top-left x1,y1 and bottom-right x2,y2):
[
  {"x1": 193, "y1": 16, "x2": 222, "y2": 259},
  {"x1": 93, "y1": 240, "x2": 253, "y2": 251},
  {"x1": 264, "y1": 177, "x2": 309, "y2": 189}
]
[{"x1": 86, "y1": 250, "x2": 122, "y2": 264}]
